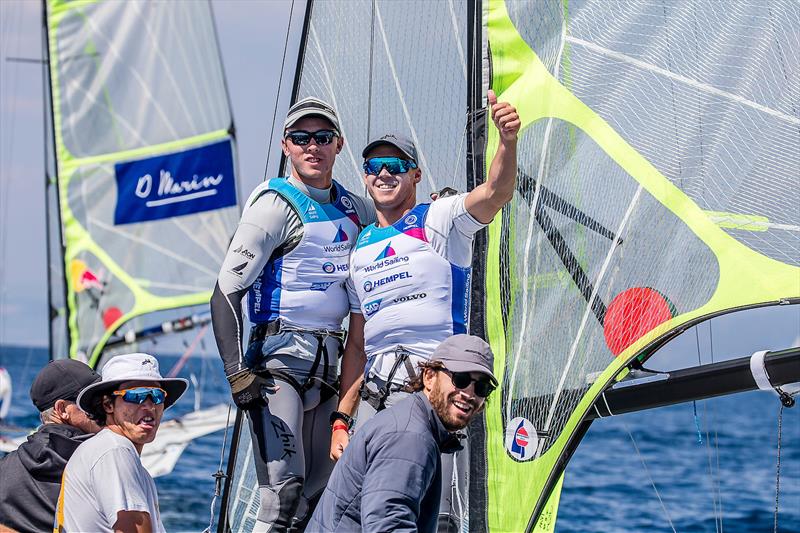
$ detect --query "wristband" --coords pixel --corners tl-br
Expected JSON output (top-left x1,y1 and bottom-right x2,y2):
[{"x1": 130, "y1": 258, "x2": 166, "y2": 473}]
[
  {"x1": 332, "y1": 423, "x2": 349, "y2": 433},
  {"x1": 329, "y1": 410, "x2": 354, "y2": 429}
]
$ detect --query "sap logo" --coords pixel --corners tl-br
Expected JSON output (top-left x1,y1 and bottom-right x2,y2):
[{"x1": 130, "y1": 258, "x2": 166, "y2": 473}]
[
  {"x1": 229, "y1": 262, "x2": 248, "y2": 276},
  {"x1": 363, "y1": 254, "x2": 409, "y2": 273},
  {"x1": 393, "y1": 292, "x2": 426, "y2": 304},
  {"x1": 310, "y1": 281, "x2": 335, "y2": 291},
  {"x1": 363, "y1": 299, "x2": 382, "y2": 317},
  {"x1": 322, "y1": 262, "x2": 348, "y2": 273},
  {"x1": 233, "y1": 244, "x2": 255, "y2": 260},
  {"x1": 364, "y1": 271, "x2": 412, "y2": 293}
]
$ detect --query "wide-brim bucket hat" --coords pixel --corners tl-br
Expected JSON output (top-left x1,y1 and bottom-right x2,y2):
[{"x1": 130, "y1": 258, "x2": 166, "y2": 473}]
[{"x1": 76, "y1": 353, "x2": 188, "y2": 412}]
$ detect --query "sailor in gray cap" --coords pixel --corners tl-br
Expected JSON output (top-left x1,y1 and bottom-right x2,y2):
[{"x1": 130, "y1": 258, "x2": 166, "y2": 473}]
[
  {"x1": 309, "y1": 334, "x2": 496, "y2": 533},
  {"x1": 210, "y1": 95, "x2": 376, "y2": 530}
]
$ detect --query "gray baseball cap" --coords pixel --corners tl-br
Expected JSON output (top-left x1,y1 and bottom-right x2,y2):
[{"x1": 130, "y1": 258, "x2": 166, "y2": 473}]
[
  {"x1": 432, "y1": 334, "x2": 497, "y2": 386},
  {"x1": 362, "y1": 133, "x2": 418, "y2": 163},
  {"x1": 284, "y1": 96, "x2": 341, "y2": 135}
]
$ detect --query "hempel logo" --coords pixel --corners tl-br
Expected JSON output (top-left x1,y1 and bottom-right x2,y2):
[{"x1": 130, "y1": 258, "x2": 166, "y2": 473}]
[{"x1": 363, "y1": 271, "x2": 412, "y2": 293}]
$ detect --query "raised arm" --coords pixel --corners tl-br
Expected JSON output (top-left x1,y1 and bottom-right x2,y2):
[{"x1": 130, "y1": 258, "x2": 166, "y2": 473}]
[{"x1": 464, "y1": 89, "x2": 521, "y2": 224}]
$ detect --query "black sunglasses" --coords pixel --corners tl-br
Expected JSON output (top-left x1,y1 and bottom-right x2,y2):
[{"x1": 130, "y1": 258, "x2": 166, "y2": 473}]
[
  {"x1": 440, "y1": 369, "x2": 495, "y2": 398},
  {"x1": 285, "y1": 129, "x2": 337, "y2": 146}
]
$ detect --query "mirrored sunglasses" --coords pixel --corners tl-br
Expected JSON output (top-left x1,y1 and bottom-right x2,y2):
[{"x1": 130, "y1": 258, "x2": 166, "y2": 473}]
[
  {"x1": 442, "y1": 370, "x2": 495, "y2": 398},
  {"x1": 112, "y1": 386, "x2": 167, "y2": 405},
  {"x1": 284, "y1": 129, "x2": 337, "y2": 146},
  {"x1": 362, "y1": 156, "x2": 418, "y2": 175}
]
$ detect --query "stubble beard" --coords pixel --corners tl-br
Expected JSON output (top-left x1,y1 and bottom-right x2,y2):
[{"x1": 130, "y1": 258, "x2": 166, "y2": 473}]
[{"x1": 430, "y1": 381, "x2": 471, "y2": 432}]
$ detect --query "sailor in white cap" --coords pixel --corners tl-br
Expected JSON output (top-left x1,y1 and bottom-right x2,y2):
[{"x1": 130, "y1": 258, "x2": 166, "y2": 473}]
[{"x1": 54, "y1": 353, "x2": 187, "y2": 532}]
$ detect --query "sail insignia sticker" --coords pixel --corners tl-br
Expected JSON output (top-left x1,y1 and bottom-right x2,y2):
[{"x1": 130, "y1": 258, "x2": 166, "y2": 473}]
[
  {"x1": 114, "y1": 139, "x2": 237, "y2": 225},
  {"x1": 505, "y1": 417, "x2": 538, "y2": 461}
]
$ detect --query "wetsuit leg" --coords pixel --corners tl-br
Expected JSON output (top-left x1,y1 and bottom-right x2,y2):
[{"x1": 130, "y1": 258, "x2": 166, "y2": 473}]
[
  {"x1": 245, "y1": 377, "x2": 306, "y2": 532},
  {"x1": 292, "y1": 391, "x2": 338, "y2": 530}
]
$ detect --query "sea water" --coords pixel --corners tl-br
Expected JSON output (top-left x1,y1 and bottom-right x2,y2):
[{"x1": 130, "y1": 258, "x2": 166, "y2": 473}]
[{"x1": 1, "y1": 345, "x2": 797, "y2": 532}]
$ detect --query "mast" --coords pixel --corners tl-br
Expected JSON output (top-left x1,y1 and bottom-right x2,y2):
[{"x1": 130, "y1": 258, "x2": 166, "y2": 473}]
[{"x1": 40, "y1": 0, "x2": 69, "y2": 360}]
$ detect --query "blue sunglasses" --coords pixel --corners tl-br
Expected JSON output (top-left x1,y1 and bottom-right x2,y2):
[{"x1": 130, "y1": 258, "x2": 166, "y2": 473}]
[
  {"x1": 363, "y1": 157, "x2": 418, "y2": 175},
  {"x1": 112, "y1": 387, "x2": 167, "y2": 405}
]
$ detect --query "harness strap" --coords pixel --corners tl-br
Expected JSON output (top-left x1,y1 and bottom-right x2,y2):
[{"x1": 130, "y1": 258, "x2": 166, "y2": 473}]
[{"x1": 364, "y1": 347, "x2": 418, "y2": 412}]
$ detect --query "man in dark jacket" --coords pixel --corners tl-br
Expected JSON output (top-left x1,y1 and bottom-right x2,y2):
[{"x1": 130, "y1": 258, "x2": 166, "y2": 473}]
[
  {"x1": 308, "y1": 334, "x2": 497, "y2": 532},
  {"x1": 0, "y1": 359, "x2": 100, "y2": 533}
]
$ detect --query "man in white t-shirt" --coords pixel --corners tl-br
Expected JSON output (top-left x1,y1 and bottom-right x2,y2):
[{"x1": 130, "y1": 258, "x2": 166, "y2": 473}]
[
  {"x1": 54, "y1": 353, "x2": 188, "y2": 532},
  {"x1": 329, "y1": 90, "x2": 519, "y2": 532}
]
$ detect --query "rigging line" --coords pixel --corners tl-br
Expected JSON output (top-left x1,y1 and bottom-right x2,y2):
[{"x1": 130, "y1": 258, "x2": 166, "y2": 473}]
[
  {"x1": 167, "y1": 324, "x2": 208, "y2": 378},
  {"x1": 773, "y1": 403, "x2": 786, "y2": 533},
  {"x1": 447, "y1": 0, "x2": 467, "y2": 82},
  {"x1": 692, "y1": 326, "x2": 703, "y2": 444},
  {"x1": 129, "y1": 1, "x2": 198, "y2": 133},
  {"x1": 264, "y1": 0, "x2": 296, "y2": 180},
  {"x1": 75, "y1": 12, "x2": 180, "y2": 143},
  {"x1": 623, "y1": 418, "x2": 676, "y2": 533},
  {"x1": 709, "y1": 321, "x2": 724, "y2": 532},
  {"x1": 365, "y1": 0, "x2": 374, "y2": 154},
  {"x1": 172, "y1": 214, "x2": 228, "y2": 268},
  {"x1": 373, "y1": 3, "x2": 435, "y2": 191},
  {"x1": 702, "y1": 401, "x2": 721, "y2": 533},
  {"x1": 565, "y1": 35, "x2": 799, "y2": 127},
  {"x1": 307, "y1": 25, "x2": 361, "y2": 178},
  {"x1": 88, "y1": 217, "x2": 219, "y2": 278},
  {"x1": 541, "y1": 185, "x2": 642, "y2": 434},
  {"x1": 203, "y1": 404, "x2": 233, "y2": 533}
]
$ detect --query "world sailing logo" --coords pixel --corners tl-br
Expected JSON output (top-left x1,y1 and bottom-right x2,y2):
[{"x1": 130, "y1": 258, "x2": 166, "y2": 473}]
[
  {"x1": 504, "y1": 417, "x2": 537, "y2": 462},
  {"x1": 374, "y1": 242, "x2": 396, "y2": 261},
  {"x1": 114, "y1": 139, "x2": 237, "y2": 225},
  {"x1": 323, "y1": 225, "x2": 351, "y2": 253}
]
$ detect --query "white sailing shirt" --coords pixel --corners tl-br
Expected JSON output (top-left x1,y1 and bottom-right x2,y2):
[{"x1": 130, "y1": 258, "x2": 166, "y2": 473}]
[
  {"x1": 247, "y1": 177, "x2": 362, "y2": 330},
  {"x1": 55, "y1": 429, "x2": 165, "y2": 532},
  {"x1": 348, "y1": 194, "x2": 486, "y2": 383}
]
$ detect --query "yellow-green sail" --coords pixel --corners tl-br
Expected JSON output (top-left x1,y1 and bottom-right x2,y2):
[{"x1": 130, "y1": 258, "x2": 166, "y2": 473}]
[
  {"x1": 45, "y1": 0, "x2": 240, "y2": 367},
  {"x1": 480, "y1": 1, "x2": 800, "y2": 531}
]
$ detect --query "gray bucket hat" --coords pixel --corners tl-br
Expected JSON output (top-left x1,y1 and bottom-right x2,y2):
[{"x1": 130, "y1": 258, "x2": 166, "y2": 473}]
[
  {"x1": 431, "y1": 334, "x2": 498, "y2": 386},
  {"x1": 362, "y1": 133, "x2": 418, "y2": 163},
  {"x1": 284, "y1": 96, "x2": 341, "y2": 135},
  {"x1": 76, "y1": 353, "x2": 188, "y2": 412}
]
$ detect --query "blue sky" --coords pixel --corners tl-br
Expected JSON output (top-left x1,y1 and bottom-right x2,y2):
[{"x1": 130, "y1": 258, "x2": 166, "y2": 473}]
[{"x1": 0, "y1": 0, "x2": 797, "y2": 356}]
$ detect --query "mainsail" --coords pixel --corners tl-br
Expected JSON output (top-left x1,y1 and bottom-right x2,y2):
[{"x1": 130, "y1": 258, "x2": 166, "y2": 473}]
[
  {"x1": 478, "y1": 0, "x2": 800, "y2": 531},
  {"x1": 220, "y1": 0, "x2": 799, "y2": 531},
  {"x1": 44, "y1": 0, "x2": 240, "y2": 367}
]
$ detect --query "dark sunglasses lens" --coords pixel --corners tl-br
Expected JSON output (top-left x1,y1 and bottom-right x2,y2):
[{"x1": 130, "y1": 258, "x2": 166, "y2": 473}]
[
  {"x1": 313, "y1": 131, "x2": 335, "y2": 145},
  {"x1": 287, "y1": 132, "x2": 311, "y2": 145},
  {"x1": 474, "y1": 381, "x2": 494, "y2": 398},
  {"x1": 450, "y1": 372, "x2": 493, "y2": 398}
]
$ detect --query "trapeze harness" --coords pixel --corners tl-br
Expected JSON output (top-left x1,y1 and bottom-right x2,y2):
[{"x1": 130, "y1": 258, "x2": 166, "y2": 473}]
[{"x1": 245, "y1": 177, "x2": 362, "y2": 401}]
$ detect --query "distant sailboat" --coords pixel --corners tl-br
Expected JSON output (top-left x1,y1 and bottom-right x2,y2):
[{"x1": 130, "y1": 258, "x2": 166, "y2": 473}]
[
  {"x1": 217, "y1": 1, "x2": 799, "y2": 531},
  {"x1": 10, "y1": 0, "x2": 242, "y2": 477}
]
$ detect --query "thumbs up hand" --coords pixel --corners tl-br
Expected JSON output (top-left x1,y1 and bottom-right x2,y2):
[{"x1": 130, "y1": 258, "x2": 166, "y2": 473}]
[{"x1": 488, "y1": 89, "x2": 520, "y2": 143}]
